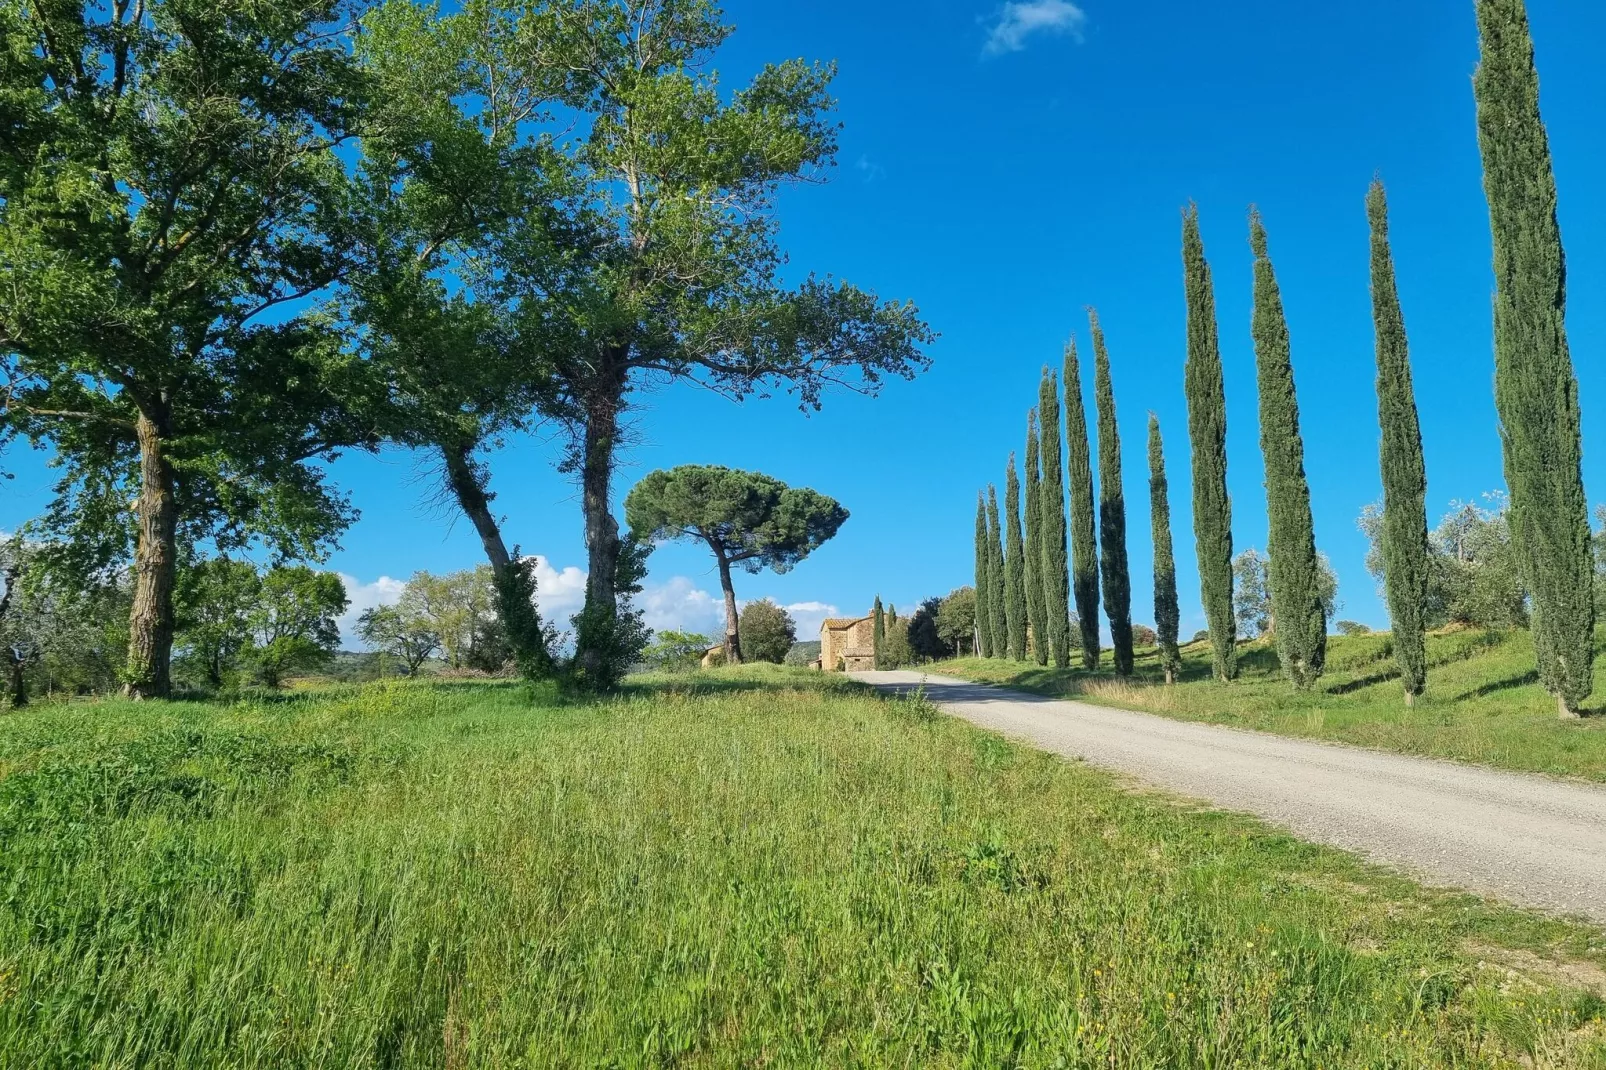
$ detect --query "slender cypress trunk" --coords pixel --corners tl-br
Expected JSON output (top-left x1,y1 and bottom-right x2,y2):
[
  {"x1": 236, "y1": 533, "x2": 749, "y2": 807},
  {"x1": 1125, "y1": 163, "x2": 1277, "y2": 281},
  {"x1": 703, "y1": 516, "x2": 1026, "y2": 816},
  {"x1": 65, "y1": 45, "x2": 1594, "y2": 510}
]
[
  {"x1": 1182, "y1": 206, "x2": 1237, "y2": 682},
  {"x1": 125, "y1": 411, "x2": 178, "y2": 699},
  {"x1": 715, "y1": 551, "x2": 743, "y2": 665},
  {"x1": 1089, "y1": 310, "x2": 1134, "y2": 675},
  {"x1": 1003, "y1": 454, "x2": 1029, "y2": 660},
  {"x1": 1474, "y1": 0, "x2": 1593, "y2": 716},
  {"x1": 1367, "y1": 180, "x2": 1430, "y2": 705},
  {"x1": 985, "y1": 486, "x2": 1008, "y2": 659},
  {"x1": 1148, "y1": 415, "x2": 1182, "y2": 683},
  {"x1": 1024, "y1": 411, "x2": 1049, "y2": 665},
  {"x1": 1063, "y1": 340, "x2": 1101, "y2": 670},
  {"x1": 1037, "y1": 370, "x2": 1073, "y2": 668},
  {"x1": 974, "y1": 493, "x2": 995, "y2": 658},
  {"x1": 1249, "y1": 211, "x2": 1326, "y2": 689}
]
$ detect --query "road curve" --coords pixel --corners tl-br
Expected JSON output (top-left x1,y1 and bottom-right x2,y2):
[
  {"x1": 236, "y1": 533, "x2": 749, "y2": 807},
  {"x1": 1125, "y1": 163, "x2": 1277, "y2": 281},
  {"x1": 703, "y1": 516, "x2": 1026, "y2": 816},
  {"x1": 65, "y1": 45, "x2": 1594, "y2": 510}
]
[{"x1": 857, "y1": 670, "x2": 1606, "y2": 924}]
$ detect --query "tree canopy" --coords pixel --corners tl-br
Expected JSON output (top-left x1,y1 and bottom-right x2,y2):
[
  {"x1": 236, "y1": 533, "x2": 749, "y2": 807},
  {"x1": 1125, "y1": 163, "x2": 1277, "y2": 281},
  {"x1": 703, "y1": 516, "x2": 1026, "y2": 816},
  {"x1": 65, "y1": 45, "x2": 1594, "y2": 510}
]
[{"x1": 626, "y1": 465, "x2": 846, "y2": 664}]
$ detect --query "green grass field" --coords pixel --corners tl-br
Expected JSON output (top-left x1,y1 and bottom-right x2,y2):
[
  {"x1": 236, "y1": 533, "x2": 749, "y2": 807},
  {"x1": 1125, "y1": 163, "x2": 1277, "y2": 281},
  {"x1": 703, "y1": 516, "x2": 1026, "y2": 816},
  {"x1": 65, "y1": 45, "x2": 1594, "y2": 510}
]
[
  {"x1": 933, "y1": 627, "x2": 1606, "y2": 781},
  {"x1": 5, "y1": 666, "x2": 1606, "y2": 1066}
]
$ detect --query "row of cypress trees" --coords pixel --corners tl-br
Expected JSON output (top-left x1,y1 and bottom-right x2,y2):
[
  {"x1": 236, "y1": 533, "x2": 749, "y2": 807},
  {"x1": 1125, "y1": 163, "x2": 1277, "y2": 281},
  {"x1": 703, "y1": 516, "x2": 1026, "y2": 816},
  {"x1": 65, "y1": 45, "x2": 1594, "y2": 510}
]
[{"x1": 973, "y1": 0, "x2": 1590, "y2": 714}]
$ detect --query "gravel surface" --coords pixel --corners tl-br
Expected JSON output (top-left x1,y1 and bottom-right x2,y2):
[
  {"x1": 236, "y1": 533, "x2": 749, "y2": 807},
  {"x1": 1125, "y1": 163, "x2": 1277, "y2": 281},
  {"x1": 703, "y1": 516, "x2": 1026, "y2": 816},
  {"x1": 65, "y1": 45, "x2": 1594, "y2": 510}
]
[{"x1": 858, "y1": 670, "x2": 1606, "y2": 924}]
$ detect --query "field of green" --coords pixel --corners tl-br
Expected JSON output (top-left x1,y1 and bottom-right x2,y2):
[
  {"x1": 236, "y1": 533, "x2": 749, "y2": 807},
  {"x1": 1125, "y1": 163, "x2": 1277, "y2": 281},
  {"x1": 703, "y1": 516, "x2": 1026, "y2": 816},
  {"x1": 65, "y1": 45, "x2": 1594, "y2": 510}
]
[
  {"x1": 934, "y1": 627, "x2": 1606, "y2": 781},
  {"x1": 5, "y1": 666, "x2": 1606, "y2": 1066}
]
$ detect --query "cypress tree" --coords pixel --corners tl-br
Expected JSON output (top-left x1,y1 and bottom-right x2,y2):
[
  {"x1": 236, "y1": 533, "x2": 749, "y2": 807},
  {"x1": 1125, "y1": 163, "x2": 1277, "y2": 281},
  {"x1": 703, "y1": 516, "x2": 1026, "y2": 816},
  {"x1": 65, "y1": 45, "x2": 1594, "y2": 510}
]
[
  {"x1": 974, "y1": 494, "x2": 995, "y2": 658},
  {"x1": 1003, "y1": 454, "x2": 1030, "y2": 660},
  {"x1": 1148, "y1": 414, "x2": 1182, "y2": 683},
  {"x1": 1367, "y1": 180, "x2": 1430, "y2": 706},
  {"x1": 1474, "y1": 0, "x2": 1593, "y2": 717},
  {"x1": 1037, "y1": 370, "x2": 1073, "y2": 668},
  {"x1": 1089, "y1": 310, "x2": 1134, "y2": 675},
  {"x1": 1182, "y1": 205, "x2": 1237, "y2": 681},
  {"x1": 1023, "y1": 411, "x2": 1049, "y2": 665},
  {"x1": 1249, "y1": 211, "x2": 1326, "y2": 689},
  {"x1": 985, "y1": 485, "x2": 1008, "y2": 659},
  {"x1": 872, "y1": 595, "x2": 886, "y2": 670},
  {"x1": 1063, "y1": 339, "x2": 1101, "y2": 670}
]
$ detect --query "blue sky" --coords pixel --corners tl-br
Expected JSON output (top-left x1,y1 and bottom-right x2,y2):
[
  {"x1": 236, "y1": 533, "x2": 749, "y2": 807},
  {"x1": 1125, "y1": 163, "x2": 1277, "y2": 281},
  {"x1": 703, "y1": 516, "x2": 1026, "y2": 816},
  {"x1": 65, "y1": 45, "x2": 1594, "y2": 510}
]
[{"x1": 4, "y1": 0, "x2": 1605, "y2": 645}]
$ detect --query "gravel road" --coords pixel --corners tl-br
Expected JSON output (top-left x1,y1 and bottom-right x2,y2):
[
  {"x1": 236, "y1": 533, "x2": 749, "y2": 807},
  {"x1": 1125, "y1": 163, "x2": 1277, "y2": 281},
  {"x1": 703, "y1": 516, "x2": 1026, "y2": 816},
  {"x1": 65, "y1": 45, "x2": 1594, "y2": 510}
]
[{"x1": 857, "y1": 670, "x2": 1606, "y2": 924}]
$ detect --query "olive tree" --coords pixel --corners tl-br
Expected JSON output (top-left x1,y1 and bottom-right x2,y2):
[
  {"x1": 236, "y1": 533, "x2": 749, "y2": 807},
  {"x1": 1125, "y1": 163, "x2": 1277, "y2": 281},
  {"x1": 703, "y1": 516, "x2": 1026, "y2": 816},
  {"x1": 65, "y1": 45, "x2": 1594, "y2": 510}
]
[{"x1": 626, "y1": 466, "x2": 847, "y2": 664}]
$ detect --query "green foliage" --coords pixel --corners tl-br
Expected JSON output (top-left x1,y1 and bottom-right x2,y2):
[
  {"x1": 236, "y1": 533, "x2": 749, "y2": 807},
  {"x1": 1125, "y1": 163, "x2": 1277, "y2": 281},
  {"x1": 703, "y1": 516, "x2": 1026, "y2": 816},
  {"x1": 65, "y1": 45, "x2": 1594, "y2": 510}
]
[
  {"x1": 936, "y1": 587, "x2": 978, "y2": 658},
  {"x1": 973, "y1": 496, "x2": 994, "y2": 659},
  {"x1": 2, "y1": 674, "x2": 1603, "y2": 1063},
  {"x1": 738, "y1": 600, "x2": 796, "y2": 665},
  {"x1": 244, "y1": 569, "x2": 348, "y2": 688},
  {"x1": 1147, "y1": 416, "x2": 1183, "y2": 683},
  {"x1": 1360, "y1": 495, "x2": 1529, "y2": 630},
  {"x1": 1249, "y1": 213, "x2": 1326, "y2": 689},
  {"x1": 1089, "y1": 311, "x2": 1133, "y2": 676},
  {"x1": 1336, "y1": 621, "x2": 1372, "y2": 636},
  {"x1": 907, "y1": 597, "x2": 950, "y2": 661},
  {"x1": 1474, "y1": 0, "x2": 1594, "y2": 714},
  {"x1": 1182, "y1": 206, "x2": 1237, "y2": 681},
  {"x1": 641, "y1": 631, "x2": 713, "y2": 674},
  {"x1": 1022, "y1": 411, "x2": 1049, "y2": 666},
  {"x1": 1062, "y1": 339, "x2": 1101, "y2": 671},
  {"x1": 878, "y1": 610, "x2": 913, "y2": 669},
  {"x1": 175, "y1": 558, "x2": 264, "y2": 690},
  {"x1": 1367, "y1": 181, "x2": 1432, "y2": 704},
  {"x1": 1036, "y1": 371, "x2": 1072, "y2": 668},
  {"x1": 1131, "y1": 624, "x2": 1159, "y2": 647},
  {"x1": 355, "y1": 605, "x2": 440, "y2": 676},
  {"x1": 0, "y1": 0, "x2": 380, "y2": 696},
  {"x1": 1002, "y1": 455, "x2": 1028, "y2": 661},
  {"x1": 984, "y1": 487, "x2": 1008, "y2": 661},
  {"x1": 1235, "y1": 549, "x2": 1338, "y2": 642}
]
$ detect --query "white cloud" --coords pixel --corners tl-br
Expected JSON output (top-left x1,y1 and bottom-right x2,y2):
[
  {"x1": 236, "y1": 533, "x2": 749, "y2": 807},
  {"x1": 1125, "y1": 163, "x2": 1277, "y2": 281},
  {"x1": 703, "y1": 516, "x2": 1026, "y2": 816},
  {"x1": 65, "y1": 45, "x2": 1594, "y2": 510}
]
[
  {"x1": 527, "y1": 555, "x2": 588, "y2": 621},
  {"x1": 855, "y1": 154, "x2": 887, "y2": 183},
  {"x1": 639, "y1": 575, "x2": 724, "y2": 639},
  {"x1": 335, "y1": 573, "x2": 407, "y2": 648},
  {"x1": 780, "y1": 600, "x2": 840, "y2": 639},
  {"x1": 983, "y1": 0, "x2": 1087, "y2": 56}
]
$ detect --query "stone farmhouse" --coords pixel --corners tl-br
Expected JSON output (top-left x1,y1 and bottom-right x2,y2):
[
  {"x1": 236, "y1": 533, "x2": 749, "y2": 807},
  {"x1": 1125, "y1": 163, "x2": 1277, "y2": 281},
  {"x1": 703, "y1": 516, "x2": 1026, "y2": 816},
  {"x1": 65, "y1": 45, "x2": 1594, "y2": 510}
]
[{"x1": 818, "y1": 613, "x2": 876, "y2": 672}]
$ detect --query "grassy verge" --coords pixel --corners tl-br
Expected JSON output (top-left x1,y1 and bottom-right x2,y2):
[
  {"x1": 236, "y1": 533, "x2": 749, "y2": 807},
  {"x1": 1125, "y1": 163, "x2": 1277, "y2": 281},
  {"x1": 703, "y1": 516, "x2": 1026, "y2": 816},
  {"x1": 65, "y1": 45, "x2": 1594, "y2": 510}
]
[
  {"x1": 3, "y1": 665, "x2": 1606, "y2": 1065},
  {"x1": 930, "y1": 627, "x2": 1606, "y2": 781}
]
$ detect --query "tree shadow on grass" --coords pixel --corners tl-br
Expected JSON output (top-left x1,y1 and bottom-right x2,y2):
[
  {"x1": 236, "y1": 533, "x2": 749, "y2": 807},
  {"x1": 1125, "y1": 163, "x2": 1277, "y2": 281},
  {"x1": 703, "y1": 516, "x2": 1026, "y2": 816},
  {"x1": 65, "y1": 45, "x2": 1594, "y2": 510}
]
[
  {"x1": 1325, "y1": 668, "x2": 1403, "y2": 696},
  {"x1": 1451, "y1": 670, "x2": 1540, "y2": 702}
]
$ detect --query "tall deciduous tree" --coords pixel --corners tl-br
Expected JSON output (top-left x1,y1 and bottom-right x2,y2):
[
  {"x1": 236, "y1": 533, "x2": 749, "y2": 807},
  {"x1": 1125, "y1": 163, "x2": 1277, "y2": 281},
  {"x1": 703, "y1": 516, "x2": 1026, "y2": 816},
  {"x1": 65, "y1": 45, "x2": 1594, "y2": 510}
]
[
  {"x1": 1249, "y1": 212, "x2": 1326, "y2": 689},
  {"x1": 1182, "y1": 206, "x2": 1237, "y2": 681},
  {"x1": 0, "y1": 1, "x2": 380, "y2": 698},
  {"x1": 1003, "y1": 454, "x2": 1029, "y2": 660},
  {"x1": 1023, "y1": 410, "x2": 1049, "y2": 665},
  {"x1": 1089, "y1": 311, "x2": 1134, "y2": 676},
  {"x1": 985, "y1": 486, "x2": 1008, "y2": 659},
  {"x1": 974, "y1": 493, "x2": 995, "y2": 658},
  {"x1": 1063, "y1": 340, "x2": 1101, "y2": 670},
  {"x1": 1037, "y1": 370, "x2": 1072, "y2": 668},
  {"x1": 1473, "y1": 0, "x2": 1593, "y2": 717},
  {"x1": 1367, "y1": 181, "x2": 1431, "y2": 705},
  {"x1": 625, "y1": 466, "x2": 846, "y2": 665},
  {"x1": 1148, "y1": 415, "x2": 1182, "y2": 684}
]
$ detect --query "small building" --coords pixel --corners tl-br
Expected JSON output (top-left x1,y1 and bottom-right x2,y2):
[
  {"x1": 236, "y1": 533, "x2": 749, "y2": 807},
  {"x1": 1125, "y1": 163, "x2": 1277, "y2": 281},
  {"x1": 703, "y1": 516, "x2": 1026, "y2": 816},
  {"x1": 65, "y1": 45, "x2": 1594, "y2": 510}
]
[{"x1": 819, "y1": 614, "x2": 876, "y2": 672}]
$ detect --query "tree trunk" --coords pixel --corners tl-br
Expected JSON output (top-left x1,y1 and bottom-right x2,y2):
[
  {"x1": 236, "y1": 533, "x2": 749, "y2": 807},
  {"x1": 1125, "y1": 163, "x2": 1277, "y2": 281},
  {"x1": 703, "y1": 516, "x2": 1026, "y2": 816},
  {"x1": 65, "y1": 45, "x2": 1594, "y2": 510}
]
[
  {"x1": 575, "y1": 378, "x2": 625, "y2": 681},
  {"x1": 1558, "y1": 693, "x2": 1582, "y2": 720},
  {"x1": 441, "y1": 439, "x2": 514, "y2": 579},
  {"x1": 715, "y1": 552, "x2": 742, "y2": 665},
  {"x1": 125, "y1": 412, "x2": 178, "y2": 700},
  {"x1": 7, "y1": 654, "x2": 25, "y2": 709}
]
